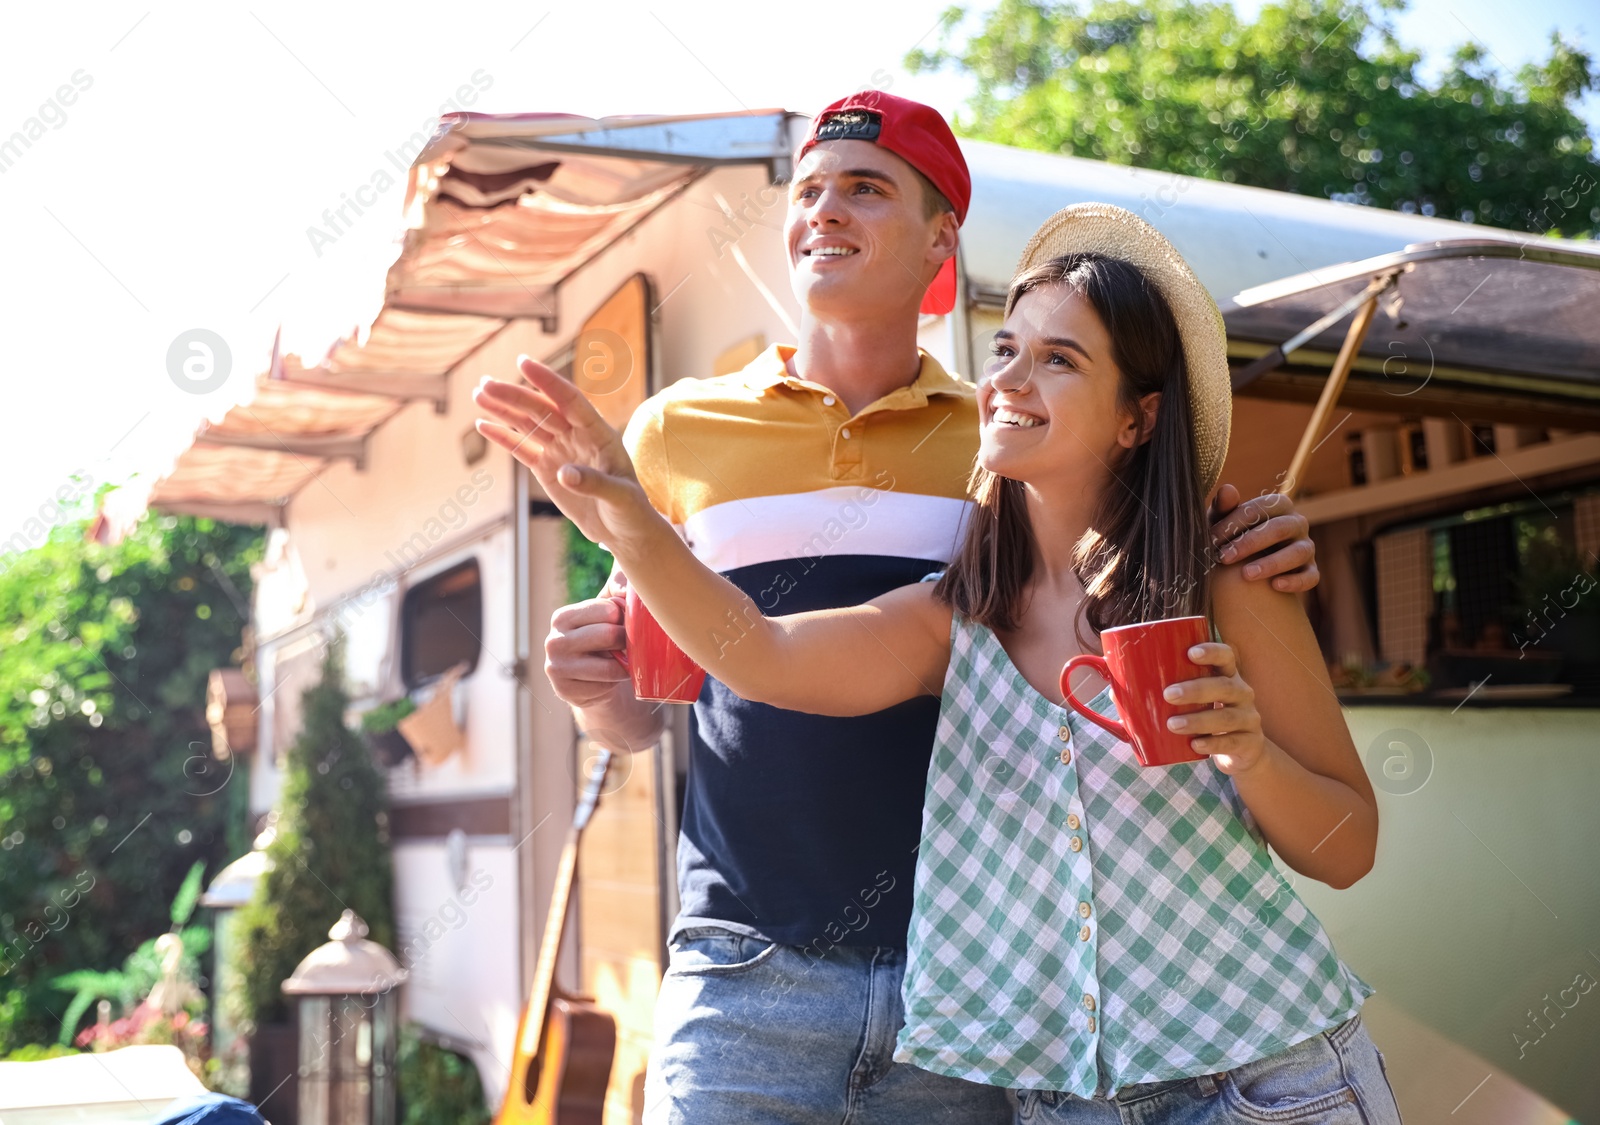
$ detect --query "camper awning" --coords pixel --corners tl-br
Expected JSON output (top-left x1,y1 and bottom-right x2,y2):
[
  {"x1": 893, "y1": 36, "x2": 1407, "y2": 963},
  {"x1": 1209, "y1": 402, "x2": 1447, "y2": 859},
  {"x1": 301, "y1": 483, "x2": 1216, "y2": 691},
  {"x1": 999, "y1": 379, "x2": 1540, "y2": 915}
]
[
  {"x1": 1224, "y1": 238, "x2": 1600, "y2": 430},
  {"x1": 146, "y1": 110, "x2": 798, "y2": 523}
]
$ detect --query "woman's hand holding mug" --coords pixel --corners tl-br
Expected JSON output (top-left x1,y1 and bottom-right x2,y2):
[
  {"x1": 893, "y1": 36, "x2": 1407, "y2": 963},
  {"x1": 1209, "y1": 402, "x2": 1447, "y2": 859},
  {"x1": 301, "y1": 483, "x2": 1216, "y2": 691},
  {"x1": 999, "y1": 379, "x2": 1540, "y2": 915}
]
[
  {"x1": 1161, "y1": 641, "x2": 1266, "y2": 776},
  {"x1": 1061, "y1": 621, "x2": 1266, "y2": 775}
]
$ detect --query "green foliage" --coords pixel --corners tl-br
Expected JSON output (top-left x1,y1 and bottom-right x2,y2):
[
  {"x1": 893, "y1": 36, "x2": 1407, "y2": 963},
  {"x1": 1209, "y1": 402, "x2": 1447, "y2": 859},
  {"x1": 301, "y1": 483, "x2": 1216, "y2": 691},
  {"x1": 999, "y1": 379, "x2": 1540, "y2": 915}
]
[
  {"x1": 51, "y1": 923, "x2": 214, "y2": 1043},
  {"x1": 360, "y1": 695, "x2": 417, "y2": 736},
  {"x1": 168, "y1": 858, "x2": 206, "y2": 927},
  {"x1": 48, "y1": 860, "x2": 211, "y2": 1045},
  {"x1": 565, "y1": 519, "x2": 613, "y2": 603},
  {"x1": 1513, "y1": 518, "x2": 1598, "y2": 621},
  {"x1": 0, "y1": 502, "x2": 262, "y2": 1053},
  {"x1": 913, "y1": 0, "x2": 1599, "y2": 234},
  {"x1": 397, "y1": 1022, "x2": 490, "y2": 1125},
  {"x1": 2, "y1": 1042, "x2": 77, "y2": 1061},
  {"x1": 234, "y1": 636, "x2": 394, "y2": 1026}
]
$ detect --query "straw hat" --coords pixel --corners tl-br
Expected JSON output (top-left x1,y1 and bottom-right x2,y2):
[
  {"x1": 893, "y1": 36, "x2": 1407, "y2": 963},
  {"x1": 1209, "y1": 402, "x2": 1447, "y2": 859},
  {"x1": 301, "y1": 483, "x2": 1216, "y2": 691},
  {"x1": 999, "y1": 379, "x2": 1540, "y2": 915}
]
[{"x1": 1014, "y1": 203, "x2": 1232, "y2": 494}]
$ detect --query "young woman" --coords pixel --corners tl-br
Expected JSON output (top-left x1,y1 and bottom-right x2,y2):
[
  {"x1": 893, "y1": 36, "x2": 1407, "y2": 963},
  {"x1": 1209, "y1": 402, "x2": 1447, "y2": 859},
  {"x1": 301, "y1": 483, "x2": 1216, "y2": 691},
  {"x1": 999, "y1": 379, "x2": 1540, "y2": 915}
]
[{"x1": 475, "y1": 203, "x2": 1402, "y2": 1123}]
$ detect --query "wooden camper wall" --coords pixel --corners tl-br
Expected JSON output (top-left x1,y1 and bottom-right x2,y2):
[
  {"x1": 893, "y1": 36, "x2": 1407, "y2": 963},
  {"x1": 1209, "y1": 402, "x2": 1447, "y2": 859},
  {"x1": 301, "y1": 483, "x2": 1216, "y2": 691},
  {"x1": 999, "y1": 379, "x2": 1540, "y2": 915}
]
[
  {"x1": 576, "y1": 743, "x2": 673, "y2": 1123},
  {"x1": 569, "y1": 272, "x2": 674, "y2": 1123}
]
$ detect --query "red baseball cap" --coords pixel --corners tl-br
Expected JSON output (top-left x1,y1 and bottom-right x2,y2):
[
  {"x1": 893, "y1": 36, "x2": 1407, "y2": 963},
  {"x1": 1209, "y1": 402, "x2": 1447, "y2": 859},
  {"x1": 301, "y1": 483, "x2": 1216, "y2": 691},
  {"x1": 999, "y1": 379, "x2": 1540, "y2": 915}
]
[{"x1": 795, "y1": 91, "x2": 970, "y2": 315}]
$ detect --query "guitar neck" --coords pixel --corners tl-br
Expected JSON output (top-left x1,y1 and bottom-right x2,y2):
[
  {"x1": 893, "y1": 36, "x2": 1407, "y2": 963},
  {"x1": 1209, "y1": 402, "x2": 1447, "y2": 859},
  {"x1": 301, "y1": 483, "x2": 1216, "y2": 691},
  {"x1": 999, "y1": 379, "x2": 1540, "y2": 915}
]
[
  {"x1": 519, "y1": 836, "x2": 579, "y2": 1051},
  {"x1": 515, "y1": 749, "x2": 609, "y2": 1059}
]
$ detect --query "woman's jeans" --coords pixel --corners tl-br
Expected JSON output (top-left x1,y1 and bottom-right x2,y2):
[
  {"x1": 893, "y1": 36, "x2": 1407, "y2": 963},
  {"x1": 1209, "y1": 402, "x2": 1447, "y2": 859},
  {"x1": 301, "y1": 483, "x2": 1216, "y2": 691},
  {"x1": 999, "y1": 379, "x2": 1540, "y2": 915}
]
[{"x1": 1012, "y1": 1012, "x2": 1404, "y2": 1124}]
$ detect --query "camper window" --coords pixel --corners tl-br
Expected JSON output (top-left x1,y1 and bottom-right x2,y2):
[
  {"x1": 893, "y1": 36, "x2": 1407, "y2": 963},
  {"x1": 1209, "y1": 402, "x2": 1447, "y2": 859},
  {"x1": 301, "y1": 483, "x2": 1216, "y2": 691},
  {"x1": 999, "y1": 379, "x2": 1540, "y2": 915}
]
[
  {"x1": 401, "y1": 559, "x2": 482, "y2": 688},
  {"x1": 1368, "y1": 486, "x2": 1600, "y2": 701}
]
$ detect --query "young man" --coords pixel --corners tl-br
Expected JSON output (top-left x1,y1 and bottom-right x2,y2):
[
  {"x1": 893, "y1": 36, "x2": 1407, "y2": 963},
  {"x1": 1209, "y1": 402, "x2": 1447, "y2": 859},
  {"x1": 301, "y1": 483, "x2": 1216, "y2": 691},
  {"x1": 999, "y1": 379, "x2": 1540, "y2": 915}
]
[{"x1": 485, "y1": 92, "x2": 1321, "y2": 1124}]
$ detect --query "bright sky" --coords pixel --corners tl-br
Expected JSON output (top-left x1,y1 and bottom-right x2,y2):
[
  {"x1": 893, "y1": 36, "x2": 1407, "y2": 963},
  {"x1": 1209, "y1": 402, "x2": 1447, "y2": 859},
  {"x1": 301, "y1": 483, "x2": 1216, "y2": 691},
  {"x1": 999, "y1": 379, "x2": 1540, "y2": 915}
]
[{"x1": 2, "y1": 0, "x2": 1594, "y2": 547}]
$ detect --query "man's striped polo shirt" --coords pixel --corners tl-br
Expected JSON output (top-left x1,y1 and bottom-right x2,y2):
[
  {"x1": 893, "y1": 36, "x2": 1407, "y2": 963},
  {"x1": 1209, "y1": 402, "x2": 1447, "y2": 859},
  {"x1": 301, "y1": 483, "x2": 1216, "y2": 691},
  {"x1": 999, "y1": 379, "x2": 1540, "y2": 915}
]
[{"x1": 622, "y1": 343, "x2": 978, "y2": 949}]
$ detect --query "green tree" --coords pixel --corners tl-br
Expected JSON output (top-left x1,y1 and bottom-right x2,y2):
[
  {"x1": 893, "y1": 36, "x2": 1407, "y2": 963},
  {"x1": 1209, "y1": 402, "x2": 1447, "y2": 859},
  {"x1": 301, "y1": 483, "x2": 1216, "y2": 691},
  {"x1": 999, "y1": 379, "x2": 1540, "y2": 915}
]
[
  {"x1": 0, "y1": 501, "x2": 261, "y2": 1052},
  {"x1": 913, "y1": 0, "x2": 1599, "y2": 234},
  {"x1": 234, "y1": 636, "x2": 394, "y2": 1026}
]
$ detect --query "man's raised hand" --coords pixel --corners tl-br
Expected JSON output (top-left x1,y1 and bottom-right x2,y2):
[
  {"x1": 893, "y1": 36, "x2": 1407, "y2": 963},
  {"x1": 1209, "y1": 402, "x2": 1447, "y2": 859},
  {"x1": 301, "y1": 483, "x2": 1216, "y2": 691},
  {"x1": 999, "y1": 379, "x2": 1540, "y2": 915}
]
[
  {"x1": 1208, "y1": 484, "x2": 1320, "y2": 594},
  {"x1": 472, "y1": 355, "x2": 661, "y2": 554}
]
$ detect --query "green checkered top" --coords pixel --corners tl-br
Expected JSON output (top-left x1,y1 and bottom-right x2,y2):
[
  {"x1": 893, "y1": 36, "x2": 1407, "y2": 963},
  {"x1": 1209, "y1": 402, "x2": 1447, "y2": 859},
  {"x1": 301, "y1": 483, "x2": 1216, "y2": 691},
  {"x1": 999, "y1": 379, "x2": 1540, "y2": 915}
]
[{"x1": 894, "y1": 607, "x2": 1374, "y2": 1097}]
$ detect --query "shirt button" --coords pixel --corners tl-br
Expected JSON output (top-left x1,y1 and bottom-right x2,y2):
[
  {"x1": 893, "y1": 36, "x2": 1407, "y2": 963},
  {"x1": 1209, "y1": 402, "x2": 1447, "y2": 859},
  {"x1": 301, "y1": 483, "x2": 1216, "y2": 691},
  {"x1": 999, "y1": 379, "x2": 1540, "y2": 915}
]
[
  {"x1": 841, "y1": 427, "x2": 852, "y2": 439},
  {"x1": 1066, "y1": 813, "x2": 1081, "y2": 829},
  {"x1": 1068, "y1": 836, "x2": 1082, "y2": 852},
  {"x1": 1058, "y1": 724, "x2": 1071, "y2": 742},
  {"x1": 1087, "y1": 1015, "x2": 1097, "y2": 1033},
  {"x1": 1079, "y1": 924, "x2": 1092, "y2": 942},
  {"x1": 1083, "y1": 994, "x2": 1096, "y2": 1012},
  {"x1": 1059, "y1": 747, "x2": 1072, "y2": 765},
  {"x1": 822, "y1": 395, "x2": 835, "y2": 406},
  {"x1": 1078, "y1": 901, "x2": 1091, "y2": 919}
]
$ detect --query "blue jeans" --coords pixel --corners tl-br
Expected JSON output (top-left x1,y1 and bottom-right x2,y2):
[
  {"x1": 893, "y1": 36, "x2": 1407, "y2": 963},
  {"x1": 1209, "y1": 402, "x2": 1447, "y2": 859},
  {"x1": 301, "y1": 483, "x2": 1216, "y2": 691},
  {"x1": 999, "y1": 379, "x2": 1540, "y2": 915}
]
[
  {"x1": 1012, "y1": 1013, "x2": 1403, "y2": 1124},
  {"x1": 153, "y1": 1094, "x2": 265, "y2": 1124},
  {"x1": 643, "y1": 921, "x2": 1012, "y2": 1124}
]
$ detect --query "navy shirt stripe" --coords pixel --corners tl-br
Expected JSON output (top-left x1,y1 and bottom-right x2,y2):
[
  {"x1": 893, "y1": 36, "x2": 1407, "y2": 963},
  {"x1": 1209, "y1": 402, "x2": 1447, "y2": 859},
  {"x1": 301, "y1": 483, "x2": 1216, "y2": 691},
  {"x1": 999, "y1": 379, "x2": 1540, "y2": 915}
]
[{"x1": 678, "y1": 554, "x2": 947, "y2": 949}]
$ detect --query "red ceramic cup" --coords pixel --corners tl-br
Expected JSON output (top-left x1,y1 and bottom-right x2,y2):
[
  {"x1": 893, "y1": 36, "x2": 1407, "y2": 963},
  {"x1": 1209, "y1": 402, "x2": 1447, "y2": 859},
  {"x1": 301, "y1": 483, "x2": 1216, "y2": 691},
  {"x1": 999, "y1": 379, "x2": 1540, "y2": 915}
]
[
  {"x1": 1059, "y1": 616, "x2": 1212, "y2": 767},
  {"x1": 612, "y1": 586, "x2": 708, "y2": 704}
]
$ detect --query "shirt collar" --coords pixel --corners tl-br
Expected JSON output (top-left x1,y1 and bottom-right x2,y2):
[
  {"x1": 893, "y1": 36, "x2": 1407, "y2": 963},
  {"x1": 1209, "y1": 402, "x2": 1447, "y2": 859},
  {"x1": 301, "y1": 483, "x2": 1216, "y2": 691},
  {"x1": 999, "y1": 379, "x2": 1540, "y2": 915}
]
[{"x1": 742, "y1": 344, "x2": 969, "y2": 408}]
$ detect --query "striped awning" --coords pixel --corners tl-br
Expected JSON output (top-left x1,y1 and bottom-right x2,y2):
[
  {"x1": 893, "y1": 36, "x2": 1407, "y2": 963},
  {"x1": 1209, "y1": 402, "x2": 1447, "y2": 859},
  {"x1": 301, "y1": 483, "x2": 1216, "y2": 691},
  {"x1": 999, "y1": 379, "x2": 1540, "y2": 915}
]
[{"x1": 145, "y1": 109, "x2": 796, "y2": 522}]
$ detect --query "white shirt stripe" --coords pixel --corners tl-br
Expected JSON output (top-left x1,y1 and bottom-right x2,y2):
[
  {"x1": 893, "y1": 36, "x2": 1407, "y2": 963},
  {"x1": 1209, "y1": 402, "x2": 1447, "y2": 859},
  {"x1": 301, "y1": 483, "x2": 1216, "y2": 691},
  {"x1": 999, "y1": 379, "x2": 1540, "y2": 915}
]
[{"x1": 680, "y1": 487, "x2": 974, "y2": 573}]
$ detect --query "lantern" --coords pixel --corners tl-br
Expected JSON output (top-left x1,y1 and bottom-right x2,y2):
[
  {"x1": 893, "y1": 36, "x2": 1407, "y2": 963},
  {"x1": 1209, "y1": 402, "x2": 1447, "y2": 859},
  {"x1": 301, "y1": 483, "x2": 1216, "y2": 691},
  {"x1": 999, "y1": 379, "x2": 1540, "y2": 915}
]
[
  {"x1": 201, "y1": 821, "x2": 276, "y2": 1096},
  {"x1": 281, "y1": 910, "x2": 404, "y2": 1125}
]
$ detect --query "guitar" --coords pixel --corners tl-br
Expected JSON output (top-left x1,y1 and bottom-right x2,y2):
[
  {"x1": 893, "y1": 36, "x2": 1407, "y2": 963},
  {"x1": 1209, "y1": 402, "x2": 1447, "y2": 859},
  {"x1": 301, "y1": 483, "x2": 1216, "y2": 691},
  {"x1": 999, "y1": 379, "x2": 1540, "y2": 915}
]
[{"x1": 495, "y1": 748, "x2": 618, "y2": 1125}]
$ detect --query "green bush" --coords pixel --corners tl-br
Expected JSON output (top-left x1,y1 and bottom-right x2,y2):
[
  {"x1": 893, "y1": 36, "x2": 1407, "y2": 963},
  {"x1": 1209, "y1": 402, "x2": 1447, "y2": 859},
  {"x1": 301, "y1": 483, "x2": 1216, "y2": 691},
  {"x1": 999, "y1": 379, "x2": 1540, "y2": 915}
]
[
  {"x1": 234, "y1": 635, "x2": 394, "y2": 1026},
  {"x1": 2, "y1": 1042, "x2": 78, "y2": 1061},
  {"x1": 397, "y1": 1022, "x2": 490, "y2": 1125},
  {"x1": 0, "y1": 508, "x2": 261, "y2": 1052},
  {"x1": 565, "y1": 520, "x2": 613, "y2": 603},
  {"x1": 50, "y1": 859, "x2": 211, "y2": 1045}
]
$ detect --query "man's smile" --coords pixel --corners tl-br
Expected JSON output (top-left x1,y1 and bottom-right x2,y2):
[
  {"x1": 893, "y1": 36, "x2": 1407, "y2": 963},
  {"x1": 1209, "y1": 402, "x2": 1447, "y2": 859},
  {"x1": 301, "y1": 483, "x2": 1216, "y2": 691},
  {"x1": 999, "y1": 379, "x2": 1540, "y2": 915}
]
[{"x1": 802, "y1": 243, "x2": 860, "y2": 260}]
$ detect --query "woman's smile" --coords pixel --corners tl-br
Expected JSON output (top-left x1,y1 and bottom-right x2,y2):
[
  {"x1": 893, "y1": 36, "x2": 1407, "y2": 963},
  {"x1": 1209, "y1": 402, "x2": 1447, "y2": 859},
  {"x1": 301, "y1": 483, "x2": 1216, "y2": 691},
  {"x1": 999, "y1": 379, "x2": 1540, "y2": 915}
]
[{"x1": 988, "y1": 407, "x2": 1047, "y2": 430}]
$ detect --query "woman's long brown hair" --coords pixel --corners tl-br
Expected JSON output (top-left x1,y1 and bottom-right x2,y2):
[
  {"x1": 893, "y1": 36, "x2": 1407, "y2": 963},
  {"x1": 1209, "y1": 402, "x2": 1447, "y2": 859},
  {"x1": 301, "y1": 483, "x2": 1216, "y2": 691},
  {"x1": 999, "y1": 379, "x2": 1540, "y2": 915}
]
[{"x1": 932, "y1": 252, "x2": 1212, "y2": 637}]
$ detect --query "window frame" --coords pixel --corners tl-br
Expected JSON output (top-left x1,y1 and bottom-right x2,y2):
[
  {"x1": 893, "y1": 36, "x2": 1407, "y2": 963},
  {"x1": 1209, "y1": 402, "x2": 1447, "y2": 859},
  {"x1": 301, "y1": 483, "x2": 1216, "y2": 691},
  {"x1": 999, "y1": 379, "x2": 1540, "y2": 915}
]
[{"x1": 398, "y1": 557, "x2": 484, "y2": 691}]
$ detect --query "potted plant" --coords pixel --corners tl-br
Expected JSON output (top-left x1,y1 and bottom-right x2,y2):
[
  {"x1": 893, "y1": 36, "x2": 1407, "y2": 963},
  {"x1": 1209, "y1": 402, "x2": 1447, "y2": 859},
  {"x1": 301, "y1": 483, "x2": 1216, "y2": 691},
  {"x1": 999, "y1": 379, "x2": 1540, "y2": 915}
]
[{"x1": 361, "y1": 696, "x2": 417, "y2": 768}]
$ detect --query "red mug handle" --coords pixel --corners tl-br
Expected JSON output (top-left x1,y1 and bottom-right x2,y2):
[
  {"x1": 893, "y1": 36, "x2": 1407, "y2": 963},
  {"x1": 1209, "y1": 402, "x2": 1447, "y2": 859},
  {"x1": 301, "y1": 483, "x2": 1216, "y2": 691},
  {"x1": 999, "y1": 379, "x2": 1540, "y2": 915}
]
[{"x1": 1060, "y1": 654, "x2": 1129, "y2": 743}]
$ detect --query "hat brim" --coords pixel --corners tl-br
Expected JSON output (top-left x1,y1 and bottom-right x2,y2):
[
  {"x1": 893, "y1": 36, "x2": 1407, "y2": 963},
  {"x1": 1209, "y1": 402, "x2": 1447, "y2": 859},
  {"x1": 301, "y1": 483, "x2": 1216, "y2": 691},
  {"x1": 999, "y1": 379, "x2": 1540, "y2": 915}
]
[{"x1": 1014, "y1": 203, "x2": 1232, "y2": 495}]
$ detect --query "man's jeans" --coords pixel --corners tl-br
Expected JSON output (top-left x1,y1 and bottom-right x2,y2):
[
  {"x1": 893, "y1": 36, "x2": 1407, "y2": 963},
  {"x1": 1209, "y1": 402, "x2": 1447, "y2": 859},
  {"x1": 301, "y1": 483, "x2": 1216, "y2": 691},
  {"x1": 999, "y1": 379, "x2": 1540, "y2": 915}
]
[{"x1": 643, "y1": 922, "x2": 1012, "y2": 1124}]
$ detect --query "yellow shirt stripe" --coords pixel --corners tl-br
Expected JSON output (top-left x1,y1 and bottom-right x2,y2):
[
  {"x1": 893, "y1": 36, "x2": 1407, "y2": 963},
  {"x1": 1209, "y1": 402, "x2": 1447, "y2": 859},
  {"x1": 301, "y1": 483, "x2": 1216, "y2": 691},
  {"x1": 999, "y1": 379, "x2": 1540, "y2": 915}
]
[{"x1": 623, "y1": 344, "x2": 979, "y2": 528}]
